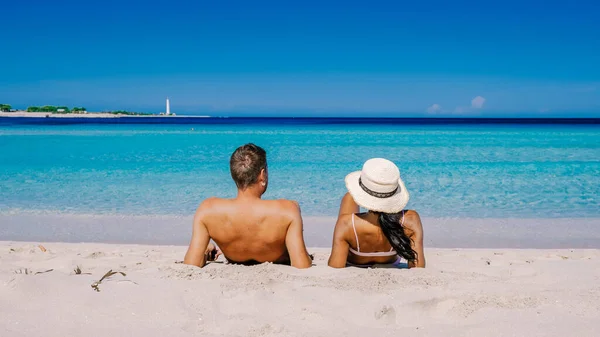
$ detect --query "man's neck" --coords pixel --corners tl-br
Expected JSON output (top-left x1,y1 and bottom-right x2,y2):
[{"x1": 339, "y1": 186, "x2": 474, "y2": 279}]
[{"x1": 236, "y1": 187, "x2": 263, "y2": 200}]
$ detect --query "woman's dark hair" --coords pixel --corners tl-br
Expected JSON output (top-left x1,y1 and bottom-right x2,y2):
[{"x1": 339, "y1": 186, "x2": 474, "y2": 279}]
[{"x1": 378, "y1": 212, "x2": 417, "y2": 263}]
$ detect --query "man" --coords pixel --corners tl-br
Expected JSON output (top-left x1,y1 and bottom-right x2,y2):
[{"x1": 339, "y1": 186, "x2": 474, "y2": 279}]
[{"x1": 184, "y1": 143, "x2": 312, "y2": 268}]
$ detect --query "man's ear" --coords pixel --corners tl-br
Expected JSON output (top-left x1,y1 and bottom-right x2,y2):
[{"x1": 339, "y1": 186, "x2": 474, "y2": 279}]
[{"x1": 259, "y1": 168, "x2": 267, "y2": 181}]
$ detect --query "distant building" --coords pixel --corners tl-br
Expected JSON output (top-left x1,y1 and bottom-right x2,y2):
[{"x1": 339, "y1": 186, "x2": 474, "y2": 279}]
[{"x1": 57, "y1": 109, "x2": 66, "y2": 113}]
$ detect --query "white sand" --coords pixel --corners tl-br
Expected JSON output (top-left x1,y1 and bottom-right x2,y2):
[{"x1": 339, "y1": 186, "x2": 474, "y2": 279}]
[{"x1": 1, "y1": 241, "x2": 599, "y2": 337}]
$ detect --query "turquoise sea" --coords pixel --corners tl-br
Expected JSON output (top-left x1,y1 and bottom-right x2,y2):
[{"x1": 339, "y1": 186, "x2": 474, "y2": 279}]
[{"x1": 1, "y1": 118, "x2": 599, "y2": 218}]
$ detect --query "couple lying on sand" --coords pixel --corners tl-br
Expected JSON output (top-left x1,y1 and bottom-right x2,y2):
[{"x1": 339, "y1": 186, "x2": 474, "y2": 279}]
[{"x1": 184, "y1": 143, "x2": 425, "y2": 269}]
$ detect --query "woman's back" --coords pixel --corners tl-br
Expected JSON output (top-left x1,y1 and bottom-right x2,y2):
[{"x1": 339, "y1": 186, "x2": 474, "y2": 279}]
[
  {"x1": 346, "y1": 212, "x2": 401, "y2": 265},
  {"x1": 329, "y1": 193, "x2": 425, "y2": 268}
]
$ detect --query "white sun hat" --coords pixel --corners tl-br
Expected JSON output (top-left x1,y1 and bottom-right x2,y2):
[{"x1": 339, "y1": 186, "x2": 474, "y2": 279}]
[{"x1": 345, "y1": 158, "x2": 409, "y2": 213}]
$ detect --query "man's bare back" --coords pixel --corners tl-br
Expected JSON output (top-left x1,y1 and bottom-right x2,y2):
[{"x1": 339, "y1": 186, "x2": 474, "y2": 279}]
[
  {"x1": 189, "y1": 197, "x2": 310, "y2": 265},
  {"x1": 183, "y1": 143, "x2": 312, "y2": 269}
]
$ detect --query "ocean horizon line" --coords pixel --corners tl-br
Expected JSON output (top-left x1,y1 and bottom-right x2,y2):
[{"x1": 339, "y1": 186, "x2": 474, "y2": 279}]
[{"x1": 2, "y1": 116, "x2": 600, "y2": 125}]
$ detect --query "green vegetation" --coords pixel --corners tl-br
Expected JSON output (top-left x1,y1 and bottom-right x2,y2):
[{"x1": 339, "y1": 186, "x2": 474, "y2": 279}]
[
  {"x1": 107, "y1": 110, "x2": 153, "y2": 116},
  {"x1": 27, "y1": 106, "x2": 57, "y2": 112},
  {"x1": 5, "y1": 103, "x2": 152, "y2": 116}
]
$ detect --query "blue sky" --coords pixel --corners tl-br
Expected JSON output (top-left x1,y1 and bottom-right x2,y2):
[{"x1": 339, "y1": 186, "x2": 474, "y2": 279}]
[{"x1": 1, "y1": 0, "x2": 599, "y2": 116}]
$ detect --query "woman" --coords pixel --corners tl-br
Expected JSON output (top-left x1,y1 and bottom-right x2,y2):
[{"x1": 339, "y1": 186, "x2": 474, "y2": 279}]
[{"x1": 328, "y1": 158, "x2": 425, "y2": 268}]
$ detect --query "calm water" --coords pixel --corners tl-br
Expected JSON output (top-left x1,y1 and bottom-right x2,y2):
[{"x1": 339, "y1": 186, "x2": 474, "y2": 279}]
[{"x1": 1, "y1": 118, "x2": 599, "y2": 218}]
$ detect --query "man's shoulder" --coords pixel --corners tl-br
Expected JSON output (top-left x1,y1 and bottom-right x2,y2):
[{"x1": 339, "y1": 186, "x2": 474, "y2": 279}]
[
  {"x1": 263, "y1": 199, "x2": 300, "y2": 210},
  {"x1": 199, "y1": 197, "x2": 230, "y2": 208},
  {"x1": 261, "y1": 199, "x2": 301, "y2": 216},
  {"x1": 197, "y1": 197, "x2": 231, "y2": 213}
]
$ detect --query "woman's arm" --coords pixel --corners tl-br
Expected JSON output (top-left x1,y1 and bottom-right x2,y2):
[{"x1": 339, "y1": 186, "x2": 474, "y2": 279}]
[
  {"x1": 328, "y1": 218, "x2": 350, "y2": 268},
  {"x1": 404, "y1": 210, "x2": 425, "y2": 268},
  {"x1": 338, "y1": 192, "x2": 360, "y2": 218},
  {"x1": 328, "y1": 193, "x2": 357, "y2": 268}
]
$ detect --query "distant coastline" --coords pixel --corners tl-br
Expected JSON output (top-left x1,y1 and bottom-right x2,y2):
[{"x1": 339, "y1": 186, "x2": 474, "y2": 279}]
[
  {"x1": 0, "y1": 111, "x2": 210, "y2": 118},
  {"x1": 0, "y1": 101, "x2": 185, "y2": 117}
]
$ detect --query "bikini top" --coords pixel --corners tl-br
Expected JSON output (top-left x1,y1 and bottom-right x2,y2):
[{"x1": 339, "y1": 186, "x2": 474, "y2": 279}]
[{"x1": 348, "y1": 211, "x2": 405, "y2": 257}]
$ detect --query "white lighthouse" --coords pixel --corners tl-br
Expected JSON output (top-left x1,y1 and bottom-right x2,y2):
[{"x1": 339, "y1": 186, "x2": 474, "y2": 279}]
[{"x1": 166, "y1": 98, "x2": 171, "y2": 115}]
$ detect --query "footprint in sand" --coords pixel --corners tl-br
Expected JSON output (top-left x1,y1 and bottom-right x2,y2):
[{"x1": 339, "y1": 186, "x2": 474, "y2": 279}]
[
  {"x1": 374, "y1": 305, "x2": 396, "y2": 324},
  {"x1": 8, "y1": 245, "x2": 40, "y2": 254},
  {"x1": 409, "y1": 297, "x2": 458, "y2": 318},
  {"x1": 85, "y1": 252, "x2": 106, "y2": 259},
  {"x1": 247, "y1": 323, "x2": 285, "y2": 337}
]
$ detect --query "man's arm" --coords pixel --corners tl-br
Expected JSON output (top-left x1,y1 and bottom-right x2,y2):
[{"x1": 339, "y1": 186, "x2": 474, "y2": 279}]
[
  {"x1": 404, "y1": 210, "x2": 425, "y2": 268},
  {"x1": 183, "y1": 203, "x2": 211, "y2": 268},
  {"x1": 327, "y1": 217, "x2": 350, "y2": 268},
  {"x1": 284, "y1": 202, "x2": 312, "y2": 269}
]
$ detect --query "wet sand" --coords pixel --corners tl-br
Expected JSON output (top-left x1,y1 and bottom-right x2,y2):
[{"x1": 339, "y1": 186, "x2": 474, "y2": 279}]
[{"x1": 1, "y1": 213, "x2": 599, "y2": 248}]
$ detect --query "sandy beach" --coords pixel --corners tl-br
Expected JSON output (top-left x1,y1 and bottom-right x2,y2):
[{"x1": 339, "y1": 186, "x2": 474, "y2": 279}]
[{"x1": 1, "y1": 241, "x2": 599, "y2": 337}]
